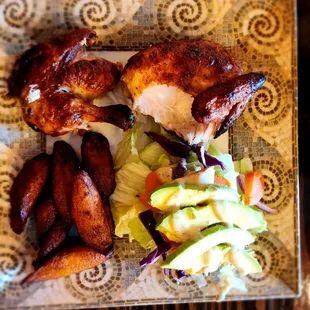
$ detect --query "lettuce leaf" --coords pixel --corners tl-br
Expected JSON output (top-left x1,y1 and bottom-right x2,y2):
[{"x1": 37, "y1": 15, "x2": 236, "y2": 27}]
[
  {"x1": 139, "y1": 142, "x2": 171, "y2": 170},
  {"x1": 110, "y1": 160, "x2": 152, "y2": 246},
  {"x1": 233, "y1": 158, "x2": 253, "y2": 174},
  {"x1": 114, "y1": 123, "x2": 143, "y2": 169},
  {"x1": 128, "y1": 217, "x2": 156, "y2": 249}
]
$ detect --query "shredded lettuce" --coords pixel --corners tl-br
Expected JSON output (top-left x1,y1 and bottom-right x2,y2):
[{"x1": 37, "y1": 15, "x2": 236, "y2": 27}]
[
  {"x1": 215, "y1": 154, "x2": 238, "y2": 191},
  {"x1": 110, "y1": 161, "x2": 152, "y2": 244},
  {"x1": 139, "y1": 142, "x2": 171, "y2": 170},
  {"x1": 114, "y1": 123, "x2": 143, "y2": 169},
  {"x1": 234, "y1": 158, "x2": 253, "y2": 174},
  {"x1": 128, "y1": 217, "x2": 156, "y2": 249},
  {"x1": 208, "y1": 143, "x2": 222, "y2": 156}
]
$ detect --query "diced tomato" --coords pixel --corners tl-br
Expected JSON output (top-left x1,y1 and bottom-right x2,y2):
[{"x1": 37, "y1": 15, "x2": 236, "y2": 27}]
[
  {"x1": 214, "y1": 175, "x2": 231, "y2": 187},
  {"x1": 144, "y1": 171, "x2": 163, "y2": 193},
  {"x1": 139, "y1": 171, "x2": 163, "y2": 213},
  {"x1": 244, "y1": 171, "x2": 264, "y2": 205}
]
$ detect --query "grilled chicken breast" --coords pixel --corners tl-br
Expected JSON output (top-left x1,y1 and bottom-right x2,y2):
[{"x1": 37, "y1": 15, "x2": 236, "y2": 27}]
[
  {"x1": 8, "y1": 29, "x2": 134, "y2": 136},
  {"x1": 121, "y1": 40, "x2": 243, "y2": 144}
]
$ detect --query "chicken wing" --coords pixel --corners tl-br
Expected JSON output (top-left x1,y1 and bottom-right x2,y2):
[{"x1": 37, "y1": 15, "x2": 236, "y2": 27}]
[
  {"x1": 8, "y1": 29, "x2": 134, "y2": 136},
  {"x1": 121, "y1": 40, "x2": 242, "y2": 144},
  {"x1": 192, "y1": 73, "x2": 266, "y2": 137}
]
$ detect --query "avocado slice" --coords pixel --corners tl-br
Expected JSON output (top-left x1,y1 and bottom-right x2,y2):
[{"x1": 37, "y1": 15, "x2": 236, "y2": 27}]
[
  {"x1": 184, "y1": 244, "x2": 231, "y2": 274},
  {"x1": 156, "y1": 201, "x2": 267, "y2": 242},
  {"x1": 228, "y1": 249, "x2": 262, "y2": 275},
  {"x1": 149, "y1": 183, "x2": 239, "y2": 211},
  {"x1": 161, "y1": 224, "x2": 255, "y2": 270}
]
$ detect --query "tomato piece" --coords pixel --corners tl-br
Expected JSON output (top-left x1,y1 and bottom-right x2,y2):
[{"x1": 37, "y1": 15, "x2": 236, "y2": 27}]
[
  {"x1": 144, "y1": 171, "x2": 163, "y2": 193},
  {"x1": 139, "y1": 172, "x2": 163, "y2": 213},
  {"x1": 244, "y1": 171, "x2": 264, "y2": 205},
  {"x1": 214, "y1": 175, "x2": 231, "y2": 187}
]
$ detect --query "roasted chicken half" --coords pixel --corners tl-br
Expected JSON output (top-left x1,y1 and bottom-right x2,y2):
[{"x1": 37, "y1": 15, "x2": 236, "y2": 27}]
[
  {"x1": 121, "y1": 40, "x2": 265, "y2": 144},
  {"x1": 8, "y1": 29, "x2": 134, "y2": 136}
]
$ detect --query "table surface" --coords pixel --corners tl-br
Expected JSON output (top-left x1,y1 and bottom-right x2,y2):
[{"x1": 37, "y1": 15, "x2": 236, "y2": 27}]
[{"x1": 99, "y1": 0, "x2": 310, "y2": 309}]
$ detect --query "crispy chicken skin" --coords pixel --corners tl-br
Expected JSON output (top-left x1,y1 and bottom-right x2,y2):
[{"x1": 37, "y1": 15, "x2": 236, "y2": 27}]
[
  {"x1": 122, "y1": 40, "x2": 265, "y2": 143},
  {"x1": 121, "y1": 40, "x2": 242, "y2": 99},
  {"x1": 192, "y1": 73, "x2": 266, "y2": 137},
  {"x1": 8, "y1": 29, "x2": 134, "y2": 136},
  {"x1": 121, "y1": 40, "x2": 243, "y2": 144}
]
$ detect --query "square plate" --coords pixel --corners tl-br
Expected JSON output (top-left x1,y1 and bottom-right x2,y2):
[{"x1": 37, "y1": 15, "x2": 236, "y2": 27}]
[{"x1": 0, "y1": 0, "x2": 299, "y2": 308}]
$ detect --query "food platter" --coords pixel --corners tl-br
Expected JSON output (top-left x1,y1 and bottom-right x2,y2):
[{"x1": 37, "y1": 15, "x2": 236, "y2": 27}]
[{"x1": 0, "y1": 0, "x2": 299, "y2": 308}]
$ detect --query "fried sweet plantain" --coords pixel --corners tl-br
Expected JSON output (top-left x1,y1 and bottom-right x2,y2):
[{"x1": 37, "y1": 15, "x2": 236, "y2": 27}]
[
  {"x1": 81, "y1": 132, "x2": 115, "y2": 233},
  {"x1": 35, "y1": 188, "x2": 56, "y2": 240},
  {"x1": 33, "y1": 218, "x2": 69, "y2": 268},
  {"x1": 52, "y1": 141, "x2": 79, "y2": 224},
  {"x1": 71, "y1": 170, "x2": 113, "y2": 254},
  {"x1": 23, "y1": 239, "x2": 113, "y2": 283},
  {"x1": 81, "y1": 132, "x2": 116, "y2": 197},
  {"x1": 10, "y1": 153, "x2": 50, "y2": 234}
]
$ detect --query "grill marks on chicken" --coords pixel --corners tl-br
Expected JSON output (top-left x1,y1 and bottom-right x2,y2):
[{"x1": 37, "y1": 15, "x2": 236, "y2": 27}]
[{"x1": 8, "y1": 29, "x2": 134, "y2": 136}]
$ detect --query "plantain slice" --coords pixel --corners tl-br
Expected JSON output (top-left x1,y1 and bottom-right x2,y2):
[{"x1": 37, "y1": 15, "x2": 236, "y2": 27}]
[
  {"x1": 81, "y1": 131, "x2": 115, "y2": 233},
  {"x1": 23, "y1": 239, "x2": 113, "y2": 283},
  {"x1": 71, "y1": 170, "x2": 113, "y2": 254},
  {"x1": 35, "y1": 190, "x2": 56, "y2": 240},
  {"x1": 10, "y1": 153, "x2": 50, "y2": 234},
  {"x1": 81, "y1": 132, "x2": 115, "y2": 197},
  {"x1": 33, "y1": 218, "x2": 69, "y2": 268},
  {"x1": 52, "y1": 141, "x2": 79, "y2": 224}
]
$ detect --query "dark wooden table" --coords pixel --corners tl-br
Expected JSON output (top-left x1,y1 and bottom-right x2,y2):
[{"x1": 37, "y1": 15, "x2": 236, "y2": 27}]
[{"x1": 100, "y1": 1, "x2": 310, "y2": 309}]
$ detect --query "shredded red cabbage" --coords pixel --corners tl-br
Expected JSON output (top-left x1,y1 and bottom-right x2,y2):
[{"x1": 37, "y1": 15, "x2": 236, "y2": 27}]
[
  {"x1": 237, "y1": 174, "x2": 245, "y2": 193},
  {"x1": 145, "y1": 131, "x2": 225, "y2": 171},
  {"x1": 176, "y1": 270, "x2": 186, "y2": 279},
  {"x1": 139, "y1": 242, "x2": 171, "y2": 267},
  {"x1": 145, "y1": 131, "x2": 191, "y2": 158},
  {"x1": 173, "y1": 158, "x2": 187, "y2": 179},
  {"x1": 191, "y1": 144, "x2": 225, "y2": 171}
]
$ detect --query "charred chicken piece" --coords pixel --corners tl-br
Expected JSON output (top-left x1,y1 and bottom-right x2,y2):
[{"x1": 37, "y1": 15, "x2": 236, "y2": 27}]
[
  {"x1": 10, "y1": 153, "x2": 50, "y2": 234},
  {"x1": 8, "y1": 28, "x2": 134, "y2": 136},
  {"x1": 52, "y1": 141, "x2": 79, "y2": 224},
  {"x1": 71, "y1": 170, "x2": 114, "y2": 254},
  {"x1": 121, "y1": 40, "x2": 242, "y2": 144},
  {"x1": 192, "y1": 73, "x2": 266, "y2": 137}
]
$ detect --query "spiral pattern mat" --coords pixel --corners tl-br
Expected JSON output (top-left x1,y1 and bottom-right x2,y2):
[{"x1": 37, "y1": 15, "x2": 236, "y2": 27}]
[{"x1": 0, "y1": 0, "x2": 299, "y2": 308}]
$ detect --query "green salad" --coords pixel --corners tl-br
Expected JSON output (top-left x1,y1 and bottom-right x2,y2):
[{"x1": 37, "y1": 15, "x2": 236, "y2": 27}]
[{"x1": 110, "y1": 121, "x2": 277, "y2": 300}]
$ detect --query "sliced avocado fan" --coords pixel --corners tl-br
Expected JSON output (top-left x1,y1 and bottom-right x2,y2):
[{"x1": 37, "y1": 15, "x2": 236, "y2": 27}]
[
  {"x1": 149, "y1": 183, "x2": 239, "y2": 212},
  {"x1": 161, "y1": 224, "x2": 255, "y2": 270},
  {"x1": 156, "y1": 201, "x2": 267, "y2": 243}
]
